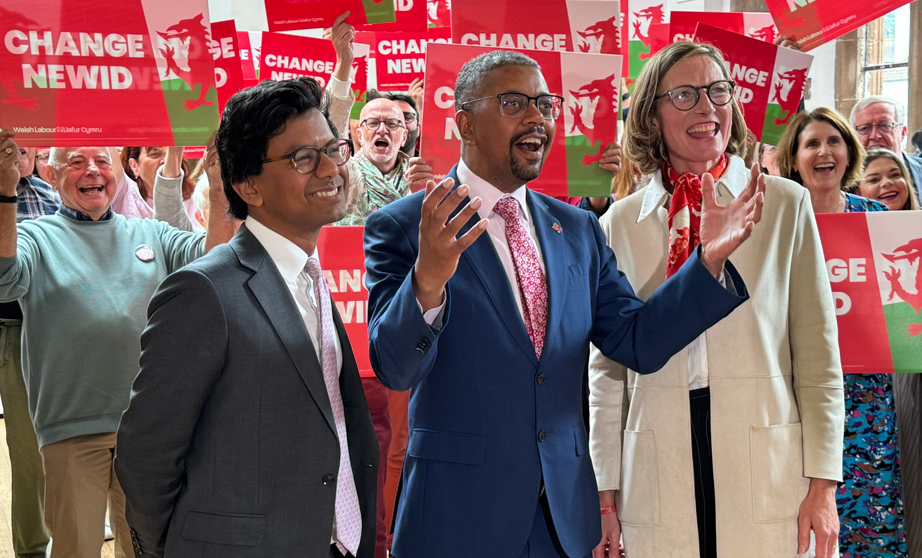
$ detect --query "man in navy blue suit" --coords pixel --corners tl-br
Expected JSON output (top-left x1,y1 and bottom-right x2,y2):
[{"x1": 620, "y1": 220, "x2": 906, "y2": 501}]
[{"x1": 364, "y1": 51, "x2": 765, "y2": 558}]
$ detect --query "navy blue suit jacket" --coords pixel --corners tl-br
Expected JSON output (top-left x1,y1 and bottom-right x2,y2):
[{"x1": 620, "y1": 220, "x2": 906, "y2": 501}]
[{"x1": 364, "y1": 167, "x2": 749, "y2": 558}]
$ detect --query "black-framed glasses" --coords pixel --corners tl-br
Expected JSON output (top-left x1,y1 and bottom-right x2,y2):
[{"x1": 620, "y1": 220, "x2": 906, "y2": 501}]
[
  {"x1": 402, "y1": 111, "x2": 418, "y2": 123},
  {"x1": 655, "y1": 80, "x2": 735, "y2": 111},
  {"x1": 460, "y1": 93, "x2": 566, "y2": 120},
  {"x1": 855, "y1": 122, "x2": 900, "y2": 136},
  {"x1": 360, "y1": 118, "x2": 405, "y2": 132},
  {"x1": 261, "y1": 139, "x2": 351, "y2": 175}
]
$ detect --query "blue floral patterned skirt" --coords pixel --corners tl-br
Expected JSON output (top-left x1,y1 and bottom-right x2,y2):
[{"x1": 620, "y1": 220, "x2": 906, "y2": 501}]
[{"x1": 837, "y1": 373, "x2": 907, "y2": 557}]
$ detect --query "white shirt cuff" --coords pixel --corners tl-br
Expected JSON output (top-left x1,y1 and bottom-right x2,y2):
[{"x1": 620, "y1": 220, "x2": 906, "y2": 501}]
[
  {"x1": 417, "y1": 295, "x2": 446, "y2": 329},
  {"x1": 329, "y1": 76, "x2": 352, "y2": 99}
]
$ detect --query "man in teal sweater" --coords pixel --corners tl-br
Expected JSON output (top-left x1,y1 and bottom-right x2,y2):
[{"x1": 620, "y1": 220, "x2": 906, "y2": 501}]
[{"x1": 0, "y1": 132, "x2": 235, "y2": 558}]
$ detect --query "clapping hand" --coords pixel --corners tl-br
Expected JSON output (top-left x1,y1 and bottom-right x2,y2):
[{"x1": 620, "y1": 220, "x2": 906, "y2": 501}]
[
  {"x1": 405, "y1": 157, "x2": 435, "y2": 193},
  {"x1": 698, "y1": 163, "x2": 766, "y2": 277}
]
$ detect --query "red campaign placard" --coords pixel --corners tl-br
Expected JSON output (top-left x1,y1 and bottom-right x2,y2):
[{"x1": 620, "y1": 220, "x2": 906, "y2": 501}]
[
  {"x1": 645, "y1": 23, "x2": 670, "y2": 58},
  {"x1": 316, "y1": 226, "x2": 374, "y2": 378},
  {"x1": 237, "y1": 31, "x2": 261, "y2": 88},
  {"x1": 374, "y1": 27, "x2": 451, "y2": 90},
  {"x1": 264, "y1": 0, "x2": 396, "y2": 32},
  {"x1": 765, "y1": 0, "x2": 912, "y2": 51},
  {"x1": 258, "y1": 32, "x2": 369, "y2": 99},
  {"x1": 0, "y1": 0, "x2": 219, "y2": 147},
  {"x1": 357, "y1": 0, "x2": 428, "y2": 32},
  {"x1": 427, "y1": 0, "x2": 451, "y2": 28},
  {"x1": 210, "y1": 20, "x2": 245, "y2": 114},
  {"x1": 451, "y1": 0, "x2": 621, "y2": 56},
  {"x1": 815, "y1": 214, "x2": 895, "y2": 374},
  {"x1": 670, "y1": 12, "x2": 744, "y2": 43}
]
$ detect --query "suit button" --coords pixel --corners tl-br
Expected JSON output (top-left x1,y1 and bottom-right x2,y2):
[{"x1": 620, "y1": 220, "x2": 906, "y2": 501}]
[
  {"x1": 536, "y1": 373, "x2": 547, "y2": 384},
  {"x1": 416, "y1": 337, "x2": 431, "y2": 354},
  {"x1": 322, "y1": 474, "x2": 337, "y2": 485},
  {"x1": 538, "y1": 430, "x2": 547, "y2": 442}
]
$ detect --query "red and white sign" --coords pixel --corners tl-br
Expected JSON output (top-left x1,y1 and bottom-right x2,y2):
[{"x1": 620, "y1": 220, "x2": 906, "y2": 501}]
[
  {"x1": 0, "y1": 0, "x2": 219, "y2": 146},
  {"x1": 694, "y1": 24, "x2": 813, "y2": 145},
  {"x1": 426, "y1": 0, "x2": 451, "y2": 28},
  {"x1": 237, "y1": 30, "x2": 261, "y2": 89},
  {"x1": 209, "y1": 20, "x2": 244, "y2": 114},
  {"x1": 373, "y1": 27, "x2": 450, "y2": 90},
  {"x1": 316, "y1": 226, "x2": 374, "y2": 378},
  {"x1": 451, "y1": 0, "x2": 621, "y2": 55},
  {"x1": 670, "y1": 12, "x2": 779, "y2": 44},
  {"x1": 258, "y1": 32, "x2": 370, "y2": 98},
  {"x1": 764, "y1": 0, "x2": 912, "y2": 51},
  {"x1": 421, "y1": 42, "x2": 621, "y2": 197},
  {"x1": 264, "y1": 0, "x2": 396, "y2": 32}
]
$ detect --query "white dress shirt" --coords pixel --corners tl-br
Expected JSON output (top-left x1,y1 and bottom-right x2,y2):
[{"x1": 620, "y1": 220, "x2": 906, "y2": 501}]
[
  {"x1": 245, "y1": 217, "x2": 347, "y2": 545},
  {"x1": 420, "y1": 160, "x2": 546, "y2": 326}
]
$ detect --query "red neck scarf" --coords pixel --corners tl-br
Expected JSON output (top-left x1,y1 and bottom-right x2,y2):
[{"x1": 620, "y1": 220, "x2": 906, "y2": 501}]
[{"x1": 662, "y1": 155, "x2": 728, "y2": 279}]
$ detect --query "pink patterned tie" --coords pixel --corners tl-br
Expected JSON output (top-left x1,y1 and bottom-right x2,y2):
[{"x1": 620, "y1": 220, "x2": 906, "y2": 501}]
[
  {"x1": 493, "y1": 197, "x2": 548, "y2": 359},
  {"x1": 304, "y1": 258, "x2": 362, "y2": 556}
]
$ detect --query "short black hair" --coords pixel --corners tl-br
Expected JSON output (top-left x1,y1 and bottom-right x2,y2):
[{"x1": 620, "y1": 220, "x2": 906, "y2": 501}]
[
  {"x1": 216, "y1": 77, "x2": 336, "y2": 219},
  {"x1": 454, "y1": 51, "x2": 539, "y2": 112},
  {"x1": 365, "y1": 90, "x2": 418, "y2": 114}
]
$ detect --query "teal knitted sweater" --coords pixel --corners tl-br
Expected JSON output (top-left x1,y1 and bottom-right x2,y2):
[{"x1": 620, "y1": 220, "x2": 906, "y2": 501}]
[{"x1": 0, "y1": 212, "x2": 206, "y2": 448}]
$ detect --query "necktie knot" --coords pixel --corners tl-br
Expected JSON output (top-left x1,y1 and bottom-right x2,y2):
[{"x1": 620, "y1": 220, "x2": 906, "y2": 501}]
[
  {"x1": 303, "y1": 257, "x2": 323, "y2": 284},
  {"x1": 493, "y1": 196, "x2": 521, "y2": 224}
]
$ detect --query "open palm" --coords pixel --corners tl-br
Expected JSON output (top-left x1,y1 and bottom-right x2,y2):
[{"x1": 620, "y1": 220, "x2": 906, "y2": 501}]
[{"x1": 699, "y1": 163, "x2": 766, "y2": 275}]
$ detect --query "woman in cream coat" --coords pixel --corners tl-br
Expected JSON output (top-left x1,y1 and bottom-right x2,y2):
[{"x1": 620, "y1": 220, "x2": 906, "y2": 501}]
[{"x1": 589, "y1": 41, "x2": 845, "y2": 558}]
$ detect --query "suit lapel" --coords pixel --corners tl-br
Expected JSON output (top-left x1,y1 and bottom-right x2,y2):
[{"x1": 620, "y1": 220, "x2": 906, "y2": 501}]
[
  {"x1": 527, "y1": 192, "x2": 568, "y2": 357},
  {"x1": 447, "y1": 167, "x2": 539, "y2": 366},
  {"x1": 233, "y1": 226, "x2": 337, "y2": 434}
]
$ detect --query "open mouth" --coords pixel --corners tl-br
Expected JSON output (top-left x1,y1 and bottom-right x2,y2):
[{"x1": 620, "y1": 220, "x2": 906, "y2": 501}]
[
  {"x1": 312, "y1": 178, "x2": 344, "y2": 200},
  {"x1": 687, "y1": 122, "x2": 719, "y2": 138},
  {"x1": 878, "y1": 190, "x2": 899, "y2": 201},
  {"x1": 814, "y1": 162, "x2": 836, "y2": 175},
  {"x1": 78, "y1": 185, "x2": 105, "y2": 194},
  {"x1": 513, "y1": 135, "x2": 546, "y2": 161},
  {"x1": 373, "y1": 139, "x2": 390, "y2": 149}
]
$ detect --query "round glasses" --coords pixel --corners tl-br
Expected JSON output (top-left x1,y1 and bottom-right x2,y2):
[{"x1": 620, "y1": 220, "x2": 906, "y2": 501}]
[
  {"x1": 360, "y1": 118, "x2": 406, "y2": 132},
  {"x1": 461, "y1": 93, "x2": 566, "y2": 120},
  {"x1": 261, "y1": 139, "x2": 351, "y2": 175},
  {"x1": 655, "y1": 80, "x2": 735, "y2": 111}
]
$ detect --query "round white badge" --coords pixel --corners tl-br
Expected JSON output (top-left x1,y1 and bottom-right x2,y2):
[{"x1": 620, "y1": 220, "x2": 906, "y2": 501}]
[{"x1": 135, "y1": 244, "x2": 155, "y2": 262}]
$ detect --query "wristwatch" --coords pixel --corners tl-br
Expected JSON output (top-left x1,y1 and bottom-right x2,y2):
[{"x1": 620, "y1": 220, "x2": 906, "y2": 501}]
[{"x1": 0, "y1": 194, "x2": 17, "y2": 204}]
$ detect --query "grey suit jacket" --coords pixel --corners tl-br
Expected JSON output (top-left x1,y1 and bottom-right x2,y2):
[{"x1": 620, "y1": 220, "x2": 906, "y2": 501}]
[{"x1": 115, "y1": 225, "x2": 378, "y2": 558}]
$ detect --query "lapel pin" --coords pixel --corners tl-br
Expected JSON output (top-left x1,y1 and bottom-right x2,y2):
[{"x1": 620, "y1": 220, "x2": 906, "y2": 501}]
[
  {"x1": 552, "y1": 223, "x2": 562, "y2": 234},
  {"x1": 135, "y1": 244, "x2": 155, "y2": 262}
]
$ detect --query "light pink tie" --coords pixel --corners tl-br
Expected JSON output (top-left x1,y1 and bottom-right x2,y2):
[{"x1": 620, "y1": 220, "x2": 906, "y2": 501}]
[
  {"x1": 493, "y1": 197, "x2": 548, "y2": 359},
  {"x1": 304, "y1": 258, "x2": 362, "y2": 556}
]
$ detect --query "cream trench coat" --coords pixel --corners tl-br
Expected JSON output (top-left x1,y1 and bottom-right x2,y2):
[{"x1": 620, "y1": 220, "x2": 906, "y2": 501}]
[{"x1": 588, "y1": 155, "x2": 845, "y2": 558}]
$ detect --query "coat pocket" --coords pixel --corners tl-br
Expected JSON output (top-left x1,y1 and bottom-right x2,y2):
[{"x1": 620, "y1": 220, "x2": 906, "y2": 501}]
[
  {"x1": 749, "y1": 423, "x2": 809, "y2": 523},
  {"x1": 180, "y1": 510, "x2": 266, "y2": 546},
  {"x1": 618, "y1": 430, "x2": 660, "y2": 526},
  {"x1": 407, "y1": 428, "x2": 486, "y2": 465}
]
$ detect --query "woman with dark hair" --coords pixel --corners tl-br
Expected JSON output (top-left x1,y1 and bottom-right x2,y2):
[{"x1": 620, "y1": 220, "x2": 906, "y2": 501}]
[
  {"x1": 758, "y1": 143, "x2": 779, "y2": 176},
  {"x1": 859, "y1": 147, "x2": 921, "y2": 211},
  {"x1": 777, "y1": 109, "x2": 908, "y2": 558},
  {"x1": 589, "y1": 40, "x2": 844, "y2": 558}
]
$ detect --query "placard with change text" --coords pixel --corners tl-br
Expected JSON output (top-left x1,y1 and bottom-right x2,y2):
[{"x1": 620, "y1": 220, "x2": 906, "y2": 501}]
[
  {"x1": 372, "y1": 28, "x2": 451, "y2": 90},
  {"x1": 816, "y1": 212, "x2": 922, "y2": 374},
  {"x1": 421, "y1": 43, "x2": 620, "y2": 197},
  {"x1": 316, "y1": 226, "x2": 375, "y2": 378},
  {"x1": 258, "y1": 32, "x2": 370, "y2": 100},
  {"x1": 209, "y1": 20, "x2": 244, "y2": 114},
  {"x1": 0, "y1": 0, "x2": 219, "y2": 146},
  {"x1": 693, "y1": 24, "x2": 812, "y2": 145}
]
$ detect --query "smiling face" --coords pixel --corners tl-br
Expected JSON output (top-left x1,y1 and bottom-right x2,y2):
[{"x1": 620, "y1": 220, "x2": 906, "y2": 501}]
[
  {"x1": 860, "y1": 156, "x2": 910, "y2": 211},
  {"x1": 242, "y1": 109, "x2": 349, "y2": 239},
  {"x1": 51, "y1": 147, "x2": 117, "y2": 220},
  {"x1": 459, "y1": 64, "x2": 555, "y2": 193},
  {"x1": 793, "y1": 120, "x2": 850, "y2": 194},
  {"x1": 760, "y1": 144, "x2": 779, "y2": 176},
  {"x1": 652, "y1": 55, "x2": 733, "y2": 176},
  {"x1": 359, "y1": 99, "x2": 407, "y2": 172}
]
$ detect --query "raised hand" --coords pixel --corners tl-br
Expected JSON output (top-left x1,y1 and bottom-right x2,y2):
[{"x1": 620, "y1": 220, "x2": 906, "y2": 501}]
[
  {"x1": 598, "y1": 140, "x2": 622, "y2": 175},
  {"x1": 698, "y1": 163, "x2": 765, "y2": 277},
  {"x1": 327, "y1": 11, "x2": 355, "y2": 82},
  {"x1": 413, "y1": 178, "x2": 488, "y2": 310},
  {"x1": 405, "y1": 156, "x2": 434, "y2": 193},
  {"x1": 408, "y1": 78, "x2": 424, "y2": 118},
  {"x1": 0, "y1": 131, "x2": 19, "y2": 195}
]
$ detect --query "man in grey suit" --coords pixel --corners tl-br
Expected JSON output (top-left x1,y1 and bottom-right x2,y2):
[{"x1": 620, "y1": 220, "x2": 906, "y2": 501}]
[{"x1": 115, "y1": 77, "x2": 378, "y2": 558}]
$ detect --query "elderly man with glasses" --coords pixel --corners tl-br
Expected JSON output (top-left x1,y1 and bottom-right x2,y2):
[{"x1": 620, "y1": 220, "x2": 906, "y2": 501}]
[{"x1": 850, "y1": 95, "x2": 922, "y2": 198}]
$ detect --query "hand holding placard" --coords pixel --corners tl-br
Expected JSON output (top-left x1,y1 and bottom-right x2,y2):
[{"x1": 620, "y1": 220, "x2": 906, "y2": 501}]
[{"x1": 0, "y1": 131, "x2": 19, "y2": 196}]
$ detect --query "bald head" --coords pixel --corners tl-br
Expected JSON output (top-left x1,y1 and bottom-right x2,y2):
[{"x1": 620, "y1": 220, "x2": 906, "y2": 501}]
[{"x1": 358, "y1": 98, "x2": 408, "y2": 173}]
